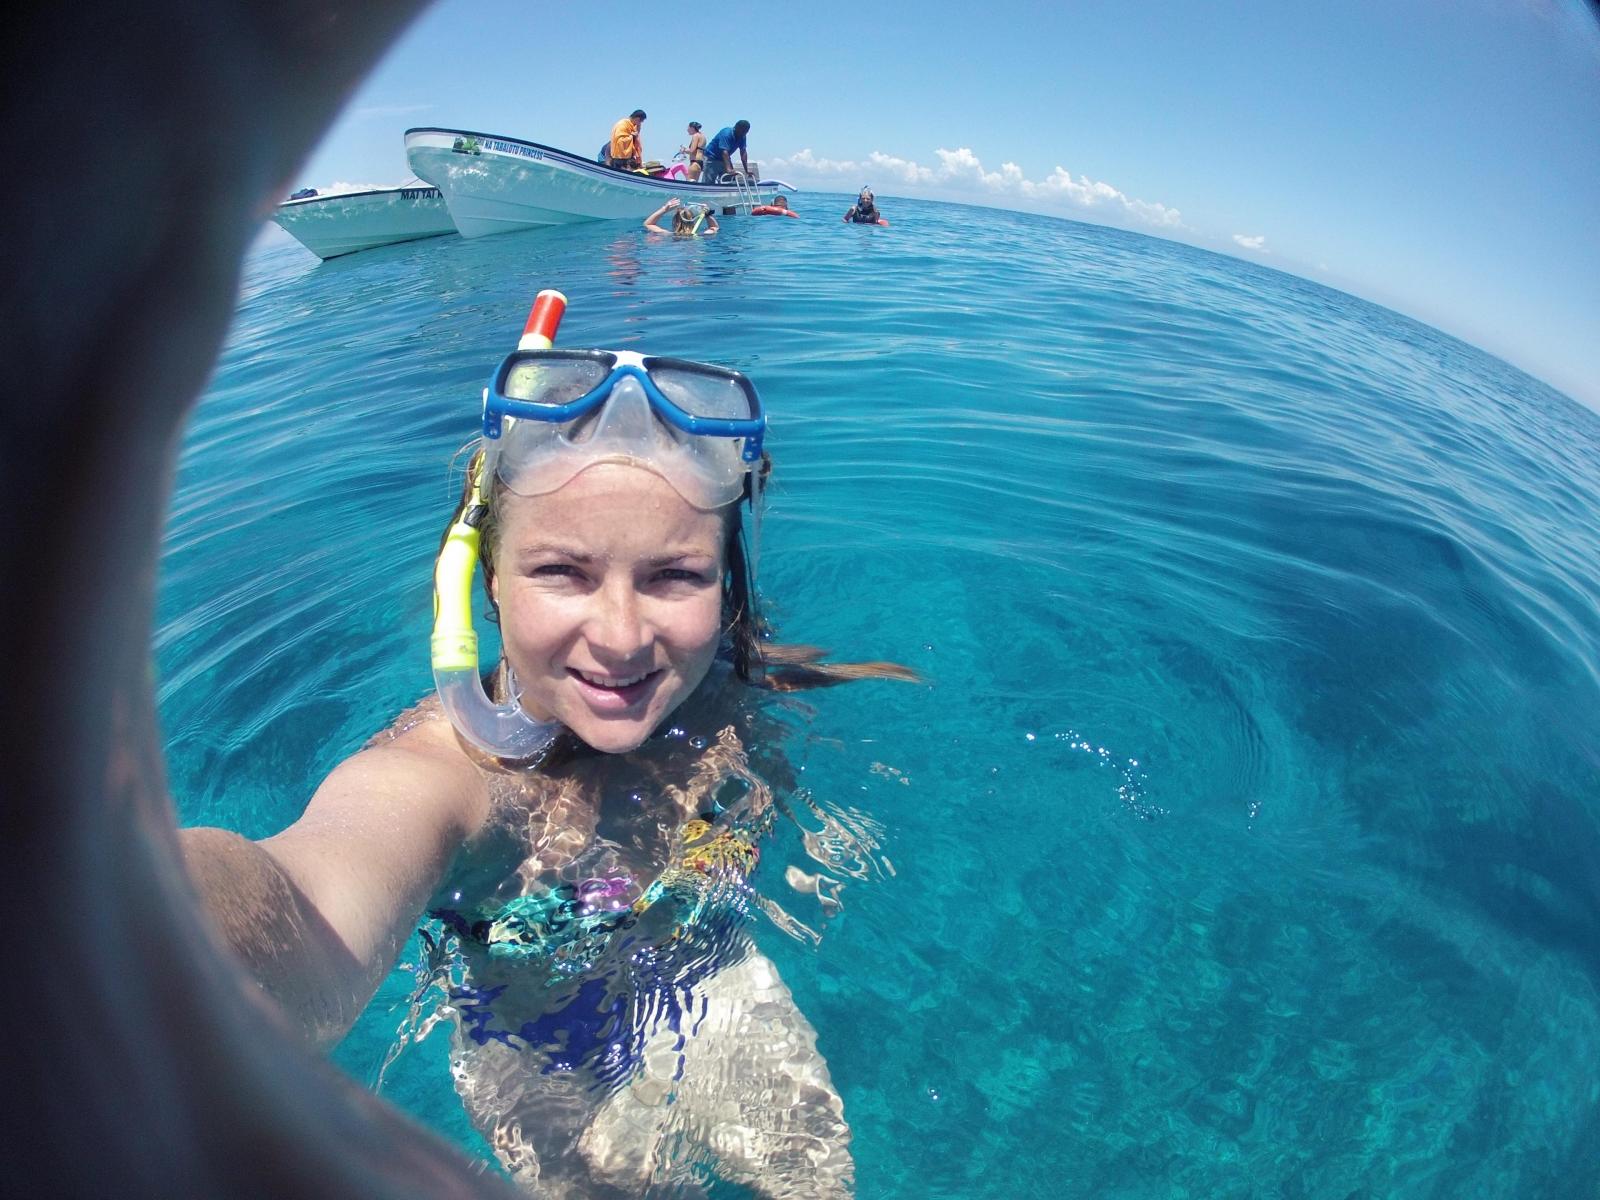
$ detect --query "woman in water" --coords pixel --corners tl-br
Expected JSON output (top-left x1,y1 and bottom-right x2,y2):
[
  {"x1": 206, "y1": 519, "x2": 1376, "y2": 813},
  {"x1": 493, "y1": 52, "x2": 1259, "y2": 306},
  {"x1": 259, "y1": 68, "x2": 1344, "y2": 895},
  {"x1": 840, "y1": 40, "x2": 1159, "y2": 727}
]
[
  {"x1": 842, "y1": 187, "x2": 886, "y2": 226},
  {"x1": 645, "y1": 196, "x2": 718, "y2": 237},
  {"x1": 181, "y1": 293, "x2": 914, "y2": 1197}
]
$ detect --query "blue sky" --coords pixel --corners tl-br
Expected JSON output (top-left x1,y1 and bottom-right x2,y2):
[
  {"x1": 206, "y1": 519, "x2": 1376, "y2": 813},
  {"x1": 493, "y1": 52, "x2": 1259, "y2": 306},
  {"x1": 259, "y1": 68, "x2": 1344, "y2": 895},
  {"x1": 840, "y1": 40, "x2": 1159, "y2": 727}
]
[{"x1": 292, "y1": 0, "x2": 1600, "y2": 410}]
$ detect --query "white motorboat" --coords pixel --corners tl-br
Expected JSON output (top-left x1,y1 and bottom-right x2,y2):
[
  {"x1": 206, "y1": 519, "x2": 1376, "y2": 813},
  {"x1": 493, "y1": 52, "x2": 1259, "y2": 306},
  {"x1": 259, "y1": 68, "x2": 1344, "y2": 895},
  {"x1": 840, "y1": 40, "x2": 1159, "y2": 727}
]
[
  {"x1": 405, "y1": 127, "x2": 789, "y2": 238},
  {"x1": 271, "y1": 184, "x2": 458, "y2": 259}
]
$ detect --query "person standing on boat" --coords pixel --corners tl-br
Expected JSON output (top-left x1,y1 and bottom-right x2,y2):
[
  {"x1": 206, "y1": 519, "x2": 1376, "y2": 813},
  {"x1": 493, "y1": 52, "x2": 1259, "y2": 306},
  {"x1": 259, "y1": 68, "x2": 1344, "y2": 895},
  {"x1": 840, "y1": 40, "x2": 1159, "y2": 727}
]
[
  {"x1": 607, "y1": 108, "x2": 647, "y2": 170},
  {"x1": 681, "y1": 121, "x2": 707, "y2": 181},
  {"x1": 703, "y1": 120, "x2": 751, "y2": 183}
]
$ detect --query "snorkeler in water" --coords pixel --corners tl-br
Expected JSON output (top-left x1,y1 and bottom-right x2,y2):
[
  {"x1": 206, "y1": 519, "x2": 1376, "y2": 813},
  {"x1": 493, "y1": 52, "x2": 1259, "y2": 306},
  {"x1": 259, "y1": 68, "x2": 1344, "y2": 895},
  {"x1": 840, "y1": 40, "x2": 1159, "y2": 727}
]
[
  {"x1": 752, "y1": 195, "x2": 798, "y2": 217},
  {"x1": 180, "y1": 289, "x2": 916, "y2": 1194},
  {"x1": 18, "y1": 5, "x2": 916, "y2": 1193},
  {"x1": 644, "y1": 195, "x2": 718, "y2": 236},
  {"x1": 843, "y1": 186, "x2": 888, "y2": 226}
]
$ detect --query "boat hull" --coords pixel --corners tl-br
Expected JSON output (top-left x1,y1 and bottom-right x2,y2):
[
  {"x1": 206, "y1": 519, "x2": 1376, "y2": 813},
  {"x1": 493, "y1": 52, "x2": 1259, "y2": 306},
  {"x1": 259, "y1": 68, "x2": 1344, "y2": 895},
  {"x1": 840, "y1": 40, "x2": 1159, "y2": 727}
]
[
  {"x1": 405, "y1": 128, "x2": 782, "y2": 238},
  {"x1": 272, "y1": 186, "x2": 457, "y2": 259}
]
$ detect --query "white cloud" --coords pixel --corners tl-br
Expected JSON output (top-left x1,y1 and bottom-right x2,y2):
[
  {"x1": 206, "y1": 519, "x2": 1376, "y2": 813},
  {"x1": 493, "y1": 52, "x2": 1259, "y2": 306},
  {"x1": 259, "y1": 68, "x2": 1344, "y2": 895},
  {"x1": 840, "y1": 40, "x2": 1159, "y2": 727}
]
[
  {"x1": 1232, "y1": 234, "x2": 1268, "y2": 252},
  {"x1": 864, "y1": 150, "x2": 937, "y2": 186},
  {"x1": 767, "y1": 146, "x2": 1183, "y2": 230}
]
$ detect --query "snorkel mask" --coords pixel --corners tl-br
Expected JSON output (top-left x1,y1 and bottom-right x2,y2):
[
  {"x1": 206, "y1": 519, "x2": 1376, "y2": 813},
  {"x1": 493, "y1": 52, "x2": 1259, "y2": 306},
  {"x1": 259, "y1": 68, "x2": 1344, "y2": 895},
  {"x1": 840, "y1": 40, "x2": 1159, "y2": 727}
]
[
  {"x1": 670, "y1": 203, "x2": 707, "y2": 235},
  {"x1": 431, "y1": 289, "x2": 767, "y2": 759}
]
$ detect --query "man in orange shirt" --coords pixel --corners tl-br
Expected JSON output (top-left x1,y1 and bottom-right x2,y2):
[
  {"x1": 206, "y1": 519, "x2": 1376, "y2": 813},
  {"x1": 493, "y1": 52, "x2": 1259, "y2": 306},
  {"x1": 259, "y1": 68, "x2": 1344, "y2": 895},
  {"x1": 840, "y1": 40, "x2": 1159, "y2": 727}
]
[{"x1": 607, "y1": 109, "x2": 647, "y2": 170}]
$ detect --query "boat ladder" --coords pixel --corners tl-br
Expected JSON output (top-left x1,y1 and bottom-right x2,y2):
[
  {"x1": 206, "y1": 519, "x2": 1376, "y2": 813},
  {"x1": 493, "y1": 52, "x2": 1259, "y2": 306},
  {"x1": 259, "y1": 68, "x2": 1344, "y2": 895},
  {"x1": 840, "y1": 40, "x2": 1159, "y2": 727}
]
[{"x1": 729, "y1": 171, "x2": 763, "y2": 214}]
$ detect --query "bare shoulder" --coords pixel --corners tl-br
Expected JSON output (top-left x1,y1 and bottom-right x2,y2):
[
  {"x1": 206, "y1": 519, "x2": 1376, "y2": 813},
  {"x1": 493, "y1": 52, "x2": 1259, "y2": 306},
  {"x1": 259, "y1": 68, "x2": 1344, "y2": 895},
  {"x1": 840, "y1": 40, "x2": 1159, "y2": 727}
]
[
  {"x1": 290, "y1": 697, "x2": 487, "y2": 842},
  {"x1": 261, "y1": 700, "x2": 493, "y2": 945},
  {"x1": 363, "y1": 691, "x2": 454, "y2": 752}
]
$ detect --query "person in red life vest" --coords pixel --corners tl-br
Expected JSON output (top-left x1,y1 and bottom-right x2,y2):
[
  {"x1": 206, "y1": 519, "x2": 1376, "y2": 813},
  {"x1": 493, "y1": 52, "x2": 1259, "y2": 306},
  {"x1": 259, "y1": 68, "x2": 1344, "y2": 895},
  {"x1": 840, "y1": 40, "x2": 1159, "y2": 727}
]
[{"x1": 751, "y1": 195, "x2": 798, "y2": 217}]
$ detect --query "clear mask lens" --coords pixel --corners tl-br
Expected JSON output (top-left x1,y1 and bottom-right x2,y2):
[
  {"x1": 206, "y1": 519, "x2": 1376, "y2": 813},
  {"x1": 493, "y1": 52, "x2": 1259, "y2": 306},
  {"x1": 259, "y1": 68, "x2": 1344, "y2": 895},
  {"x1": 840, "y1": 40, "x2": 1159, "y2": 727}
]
[
  {"x1": 651, "y1": 364, "x2": 757, "y2": 421},
  {"x1": 501, "y1": 355, "x2": 610, "y2": 407},
  {"x1": 495, "y1": 375, "x2": 747, "y2": 507}
]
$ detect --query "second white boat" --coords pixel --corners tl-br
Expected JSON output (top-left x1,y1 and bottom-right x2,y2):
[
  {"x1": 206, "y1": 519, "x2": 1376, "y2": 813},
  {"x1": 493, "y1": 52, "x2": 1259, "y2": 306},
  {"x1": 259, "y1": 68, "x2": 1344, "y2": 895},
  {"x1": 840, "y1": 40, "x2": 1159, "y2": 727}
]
[
  {"x1": 272, "y1": 184, "x2": 457, "y2": 259},
  {"x1": 406, "y1": 127, "x2": 788, "y2": 238}
]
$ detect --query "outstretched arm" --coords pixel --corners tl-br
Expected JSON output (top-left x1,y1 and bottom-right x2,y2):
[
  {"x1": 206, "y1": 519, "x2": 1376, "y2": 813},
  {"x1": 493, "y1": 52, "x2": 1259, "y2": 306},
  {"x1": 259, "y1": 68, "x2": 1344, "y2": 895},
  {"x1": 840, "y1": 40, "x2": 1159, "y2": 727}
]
[
  {"x1": 6, "y1": 2, "x2": 531, "y2": 1195},
  {"x1": 181, "y1": 730, "x2": 487, "y2": 1046}
]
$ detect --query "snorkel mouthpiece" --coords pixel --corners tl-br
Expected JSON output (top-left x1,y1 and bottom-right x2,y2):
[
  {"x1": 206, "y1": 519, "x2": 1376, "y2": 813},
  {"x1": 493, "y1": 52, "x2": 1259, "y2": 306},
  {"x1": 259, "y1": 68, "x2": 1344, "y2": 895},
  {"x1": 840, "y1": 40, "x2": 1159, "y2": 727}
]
[{"x1": 431, "y1": 290, "x2": 568, "y2": 759}]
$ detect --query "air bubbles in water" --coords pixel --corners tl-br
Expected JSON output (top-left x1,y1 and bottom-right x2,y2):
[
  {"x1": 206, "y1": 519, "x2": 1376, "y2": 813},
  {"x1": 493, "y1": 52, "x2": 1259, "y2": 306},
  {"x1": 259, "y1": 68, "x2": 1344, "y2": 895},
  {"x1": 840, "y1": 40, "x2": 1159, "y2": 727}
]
[{"x1": 1053, "y1": 727, "x2": 1165, "y2": 820}]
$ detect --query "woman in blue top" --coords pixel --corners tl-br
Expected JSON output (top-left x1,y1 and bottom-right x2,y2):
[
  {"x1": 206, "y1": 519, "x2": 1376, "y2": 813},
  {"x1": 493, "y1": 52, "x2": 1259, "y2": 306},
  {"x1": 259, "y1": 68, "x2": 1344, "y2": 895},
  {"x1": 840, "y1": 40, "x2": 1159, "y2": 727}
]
[{"x1": 702, "y1": 119, "x2": 751, "y2": 182}]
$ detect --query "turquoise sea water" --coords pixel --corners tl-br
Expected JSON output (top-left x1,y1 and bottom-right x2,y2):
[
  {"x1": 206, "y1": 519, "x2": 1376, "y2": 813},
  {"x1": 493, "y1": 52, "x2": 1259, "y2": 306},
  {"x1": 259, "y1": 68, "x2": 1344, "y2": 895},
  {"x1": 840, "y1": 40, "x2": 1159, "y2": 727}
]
[{"x1": 159, "y1": 195, "x2": 1600, "y2": 1197}]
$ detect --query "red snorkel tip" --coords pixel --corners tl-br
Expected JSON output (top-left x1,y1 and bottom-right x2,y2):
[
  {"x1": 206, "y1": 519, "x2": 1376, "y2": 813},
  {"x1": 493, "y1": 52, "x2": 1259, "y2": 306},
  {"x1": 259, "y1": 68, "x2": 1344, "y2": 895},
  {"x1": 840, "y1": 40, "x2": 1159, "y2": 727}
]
[{"x1": 519, "y1": 289, "x2": 567, "y2": 349}]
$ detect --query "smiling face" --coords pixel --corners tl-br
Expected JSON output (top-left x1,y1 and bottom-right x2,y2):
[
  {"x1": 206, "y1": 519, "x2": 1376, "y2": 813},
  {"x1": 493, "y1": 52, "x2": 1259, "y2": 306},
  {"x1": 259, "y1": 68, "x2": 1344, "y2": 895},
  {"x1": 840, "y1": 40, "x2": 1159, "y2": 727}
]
[{"x1": 489, "y1": 463, "x2": 727, "y2": 754}]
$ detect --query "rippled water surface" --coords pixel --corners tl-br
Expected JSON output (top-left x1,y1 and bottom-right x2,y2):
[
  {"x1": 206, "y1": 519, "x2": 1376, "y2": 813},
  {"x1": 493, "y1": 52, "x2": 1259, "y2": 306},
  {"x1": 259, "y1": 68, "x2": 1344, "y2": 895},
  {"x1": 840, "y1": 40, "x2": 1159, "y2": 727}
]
[{"x1": 160, "y1": 196, "x2": 1600, "y2": 1196}]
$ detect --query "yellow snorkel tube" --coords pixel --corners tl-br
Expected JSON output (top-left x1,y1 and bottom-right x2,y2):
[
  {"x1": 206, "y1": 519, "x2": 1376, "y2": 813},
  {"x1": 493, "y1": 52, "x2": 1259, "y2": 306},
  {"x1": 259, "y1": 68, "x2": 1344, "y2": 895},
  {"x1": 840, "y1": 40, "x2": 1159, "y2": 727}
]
[{"x1": 430, "y1": 289, "x2": 568, "y2": 759}]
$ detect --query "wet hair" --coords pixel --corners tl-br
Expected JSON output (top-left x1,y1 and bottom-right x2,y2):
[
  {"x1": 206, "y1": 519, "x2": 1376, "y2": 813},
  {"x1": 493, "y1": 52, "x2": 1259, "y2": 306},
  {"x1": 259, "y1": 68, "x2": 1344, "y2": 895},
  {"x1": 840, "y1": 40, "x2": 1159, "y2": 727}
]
[
  {"x1": 733, "y1": 119, "x2": 750, "y2": 136},
  {"x1": 688, "y1": 121, "x2": 702, "y2": 131},
  {"x1": 453, "y1": 447, "x2": 919, "y2": 692},
  {"x1": 631, "y1": 109, "x2": 647, "y2": 121},
  {"x1": 672, "y1": 206, "x2": 697, "y2": 232}
]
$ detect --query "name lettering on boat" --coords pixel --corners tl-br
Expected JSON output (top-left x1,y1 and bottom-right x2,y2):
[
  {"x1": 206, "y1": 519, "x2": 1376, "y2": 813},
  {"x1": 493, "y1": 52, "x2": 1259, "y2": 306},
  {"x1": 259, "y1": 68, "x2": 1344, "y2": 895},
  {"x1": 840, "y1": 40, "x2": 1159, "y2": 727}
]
[
  {"x1": 401, "y1": 187, "x2": 440, "y2": 200},
  {"x1": 479, "y1": 138, "x2": 543, "y2": 160},
  {"x1": 450, "y1": 135, "x2": 543, "y2": 160}
]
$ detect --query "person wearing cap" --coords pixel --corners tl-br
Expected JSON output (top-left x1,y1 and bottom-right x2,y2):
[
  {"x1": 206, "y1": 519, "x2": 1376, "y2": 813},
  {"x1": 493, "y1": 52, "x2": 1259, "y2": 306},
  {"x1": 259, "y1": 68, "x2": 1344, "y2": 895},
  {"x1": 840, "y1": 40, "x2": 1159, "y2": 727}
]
[
  {"x1": 607, "y1": 109, "x2": 647, "y2": 170},
  {"x1": 680, "y1": 121, "x2": 707, "y2": 181},
  {"x1": 702, "y1": 120, "x2": 751, "y2": 183}
]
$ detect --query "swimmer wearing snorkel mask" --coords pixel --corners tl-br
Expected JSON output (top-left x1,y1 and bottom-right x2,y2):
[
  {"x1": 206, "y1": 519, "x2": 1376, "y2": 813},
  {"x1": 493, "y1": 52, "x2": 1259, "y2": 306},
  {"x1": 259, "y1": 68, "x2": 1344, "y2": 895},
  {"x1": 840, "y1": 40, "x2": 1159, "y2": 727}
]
[
  {"x1": 182, "y1": 289, "x2": 916, "y2": 1195},
  {"x1": 843, "y1": 186, "x2": 888, "y2": 225},
  {"x1": 644, "y1": 195, "x2": 718, "y2": 236},
  {"x1": 19, "y1": 7, "x2": 906, "y2": 1191}
]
